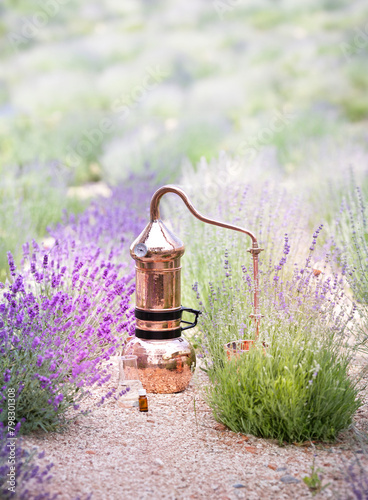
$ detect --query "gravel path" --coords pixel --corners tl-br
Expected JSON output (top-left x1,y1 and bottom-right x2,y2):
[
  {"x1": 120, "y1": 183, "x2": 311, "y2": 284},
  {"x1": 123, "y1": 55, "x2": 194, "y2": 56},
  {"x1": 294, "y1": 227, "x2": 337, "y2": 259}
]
[{"x1": 23, "y1": 358, "x2": 368, "y2": 500}]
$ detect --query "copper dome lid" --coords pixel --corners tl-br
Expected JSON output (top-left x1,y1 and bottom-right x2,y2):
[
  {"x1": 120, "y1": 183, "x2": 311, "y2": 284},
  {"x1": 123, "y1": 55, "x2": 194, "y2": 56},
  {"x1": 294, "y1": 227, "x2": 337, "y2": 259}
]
[{"x1": 130, "y1": 219, "x2": 184, "y2": 265}]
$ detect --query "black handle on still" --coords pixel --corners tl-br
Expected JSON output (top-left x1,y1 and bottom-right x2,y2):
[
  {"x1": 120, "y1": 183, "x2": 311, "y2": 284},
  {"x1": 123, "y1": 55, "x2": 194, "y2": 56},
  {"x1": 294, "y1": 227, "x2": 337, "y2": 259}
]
[{"x1": 180, "y1": 307, "x2": 201, "y2": 331}]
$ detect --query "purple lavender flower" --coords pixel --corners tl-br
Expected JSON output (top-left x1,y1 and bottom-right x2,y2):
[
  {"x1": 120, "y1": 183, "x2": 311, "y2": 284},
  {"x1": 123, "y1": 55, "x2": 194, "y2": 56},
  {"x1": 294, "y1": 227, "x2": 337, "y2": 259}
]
[{"x1": 1, "y1": 176, "x2": 156, "y2": 434}]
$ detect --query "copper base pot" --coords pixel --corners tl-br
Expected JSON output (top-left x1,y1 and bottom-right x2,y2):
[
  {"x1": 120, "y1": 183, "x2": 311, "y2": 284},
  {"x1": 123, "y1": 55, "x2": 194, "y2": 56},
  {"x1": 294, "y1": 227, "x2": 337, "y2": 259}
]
[{"x1": 123, "y1": 336, "x2": 196, "y2": 393}]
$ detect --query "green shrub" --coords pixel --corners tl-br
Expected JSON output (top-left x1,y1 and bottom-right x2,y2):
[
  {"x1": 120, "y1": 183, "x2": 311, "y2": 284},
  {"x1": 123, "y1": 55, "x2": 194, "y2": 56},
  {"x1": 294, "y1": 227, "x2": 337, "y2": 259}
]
[{"x1": 206, "y1": 335, "x2": 361, "y2": 444}]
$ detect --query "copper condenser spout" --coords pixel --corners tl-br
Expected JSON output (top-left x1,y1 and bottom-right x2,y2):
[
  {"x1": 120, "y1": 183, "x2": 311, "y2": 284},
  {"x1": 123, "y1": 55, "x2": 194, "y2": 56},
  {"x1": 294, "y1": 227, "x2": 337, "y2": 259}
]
[{"x1": 123, "y1": 185, "x2": 263, "y2": 394}]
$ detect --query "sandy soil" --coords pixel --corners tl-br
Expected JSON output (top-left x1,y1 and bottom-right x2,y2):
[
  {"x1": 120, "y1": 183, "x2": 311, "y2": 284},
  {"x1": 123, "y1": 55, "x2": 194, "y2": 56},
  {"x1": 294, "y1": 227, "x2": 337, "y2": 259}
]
[{"x1": 22, "y1": 358, "x2": 368, "y2": 500}]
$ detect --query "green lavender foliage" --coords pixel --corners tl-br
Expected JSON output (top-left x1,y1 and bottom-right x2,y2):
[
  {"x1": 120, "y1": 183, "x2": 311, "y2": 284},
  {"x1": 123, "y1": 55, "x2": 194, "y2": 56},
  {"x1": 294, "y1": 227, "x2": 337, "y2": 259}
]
[
  {"x1": 333, "y1": 183, "x2": 368, "y2": 304},
  {"x1": 331, "y1": 181, "x2": 368, "y2": 356},
  {"x1": 206, "y1": 333, "x2": 361, "y2": 444}
]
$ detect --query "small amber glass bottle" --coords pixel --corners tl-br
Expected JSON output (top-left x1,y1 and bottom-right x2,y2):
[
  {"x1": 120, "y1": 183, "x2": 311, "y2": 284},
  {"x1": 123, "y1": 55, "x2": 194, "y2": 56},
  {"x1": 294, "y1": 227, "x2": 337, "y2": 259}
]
[{"x1": 138, "y1": 388, "x2": 148, "y2": 412}]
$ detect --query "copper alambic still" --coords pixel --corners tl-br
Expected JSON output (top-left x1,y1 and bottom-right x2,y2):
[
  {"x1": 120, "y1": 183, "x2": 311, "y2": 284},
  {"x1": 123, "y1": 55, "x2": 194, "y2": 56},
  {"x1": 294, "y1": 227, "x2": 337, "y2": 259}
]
[{"x1": 123, "y1": 185, "x2": 263, "y2": 394}]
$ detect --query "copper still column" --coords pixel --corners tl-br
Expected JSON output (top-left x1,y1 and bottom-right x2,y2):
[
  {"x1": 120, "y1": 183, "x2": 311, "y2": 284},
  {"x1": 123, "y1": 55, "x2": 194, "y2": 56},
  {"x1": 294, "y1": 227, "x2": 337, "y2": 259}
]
[{"x1": 123, "y1": 185, "x2": 263, "y2": 393}]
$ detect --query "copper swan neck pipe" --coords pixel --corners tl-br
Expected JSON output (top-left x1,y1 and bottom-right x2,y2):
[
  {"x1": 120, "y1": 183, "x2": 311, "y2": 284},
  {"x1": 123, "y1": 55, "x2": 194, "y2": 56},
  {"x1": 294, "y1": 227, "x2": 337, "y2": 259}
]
[
  {"x1": 151, "y1": 185, "x2": 257, "y2": 242},
  {"x1": 150, "y1": 185, "x2": 263, "y2": 338}
]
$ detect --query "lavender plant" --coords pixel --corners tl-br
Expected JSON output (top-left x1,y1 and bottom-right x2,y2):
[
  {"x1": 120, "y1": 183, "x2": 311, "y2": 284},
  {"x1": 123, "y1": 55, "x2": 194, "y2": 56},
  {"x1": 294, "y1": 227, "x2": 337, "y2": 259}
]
[
  {"x1": 0, "y1": 257, "x2": 134, "y2": 433},
  {"x1": 199, "y1": 231, "x2": 361, "y2": 442},
  {"x1": 342, "y1": 456, "x2": 368, "y2": 500},
  {"x1": 0, "y1": 177, "x2": 154, "y2": 433},
  {"x1": 0, "y1": 425, "x2": 55, "y2": 500},
  {"x1": 172, "y1": 164, "x2": 362, "y2": 442},
  {"x1": 332, "y1": 184, "x2": 368, "y2": 305},
  {"x1": 329, "y1": 183, "x2": 368, "y2": 358},
  {"x1": 193, "y1": 231, "x2": 353, "y2": 367}
]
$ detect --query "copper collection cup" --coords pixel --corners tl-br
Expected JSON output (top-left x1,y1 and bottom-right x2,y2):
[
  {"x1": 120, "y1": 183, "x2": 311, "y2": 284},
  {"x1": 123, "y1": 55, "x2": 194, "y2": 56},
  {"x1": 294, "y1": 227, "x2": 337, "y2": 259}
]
[{"x1": 224, "y1": 340, "x2": 268, "y2": 359}]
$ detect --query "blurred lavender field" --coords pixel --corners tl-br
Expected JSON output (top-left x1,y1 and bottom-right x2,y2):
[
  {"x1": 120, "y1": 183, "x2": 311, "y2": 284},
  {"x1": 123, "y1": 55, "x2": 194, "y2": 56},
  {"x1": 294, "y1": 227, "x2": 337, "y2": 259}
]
[
  {"x1": 0, "y1": 0, "x2": 368, "y2": 269},
  {"x1": 1, "y1": 0, "x2": 368, "y2": 175}
]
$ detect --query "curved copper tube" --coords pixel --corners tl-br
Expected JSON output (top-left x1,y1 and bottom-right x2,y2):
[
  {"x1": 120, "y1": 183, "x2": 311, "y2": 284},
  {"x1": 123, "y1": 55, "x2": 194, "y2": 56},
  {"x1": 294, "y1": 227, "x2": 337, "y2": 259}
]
[{"x1": 150, "y1": 185, "x2": 263, "y2": 338}]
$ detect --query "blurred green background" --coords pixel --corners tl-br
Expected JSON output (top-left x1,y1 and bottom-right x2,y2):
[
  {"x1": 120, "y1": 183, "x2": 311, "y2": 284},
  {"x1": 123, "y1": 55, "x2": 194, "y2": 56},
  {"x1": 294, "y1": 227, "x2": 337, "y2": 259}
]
[{"x1": 0, "y1": 0, "x2": 368, "y2": 277}]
